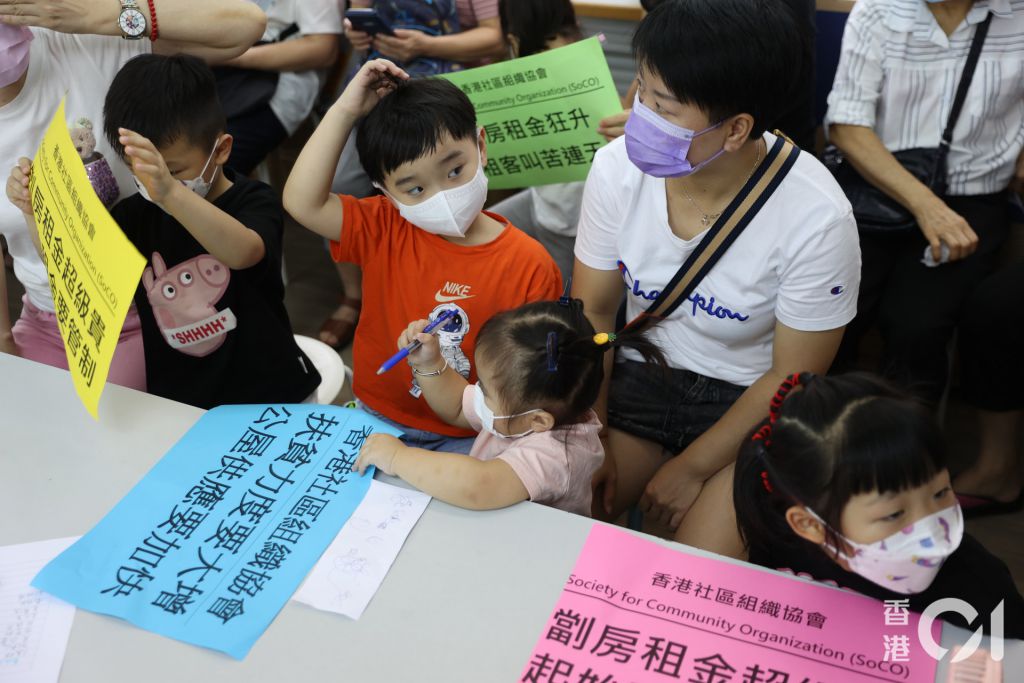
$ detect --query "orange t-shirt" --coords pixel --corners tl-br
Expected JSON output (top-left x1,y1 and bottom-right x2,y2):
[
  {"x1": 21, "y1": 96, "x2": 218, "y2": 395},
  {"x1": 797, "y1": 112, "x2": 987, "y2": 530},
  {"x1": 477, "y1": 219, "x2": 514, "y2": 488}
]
[{"x1": 330, "y1": 194, "x2": 562, "y2": 437}]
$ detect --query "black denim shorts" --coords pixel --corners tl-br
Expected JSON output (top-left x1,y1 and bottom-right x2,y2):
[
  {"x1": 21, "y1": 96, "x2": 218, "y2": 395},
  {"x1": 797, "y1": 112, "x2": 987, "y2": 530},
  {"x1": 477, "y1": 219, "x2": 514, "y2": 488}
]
[{"x1": 608, "y1": 359, "x2": 746, "y2": 454}]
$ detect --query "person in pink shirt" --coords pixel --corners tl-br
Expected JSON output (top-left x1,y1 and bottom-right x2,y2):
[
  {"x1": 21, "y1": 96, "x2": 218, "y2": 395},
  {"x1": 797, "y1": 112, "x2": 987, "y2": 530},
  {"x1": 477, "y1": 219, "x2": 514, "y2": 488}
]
[{"x1": 355, "y1": 298, "x2": 665, "y2": 516}]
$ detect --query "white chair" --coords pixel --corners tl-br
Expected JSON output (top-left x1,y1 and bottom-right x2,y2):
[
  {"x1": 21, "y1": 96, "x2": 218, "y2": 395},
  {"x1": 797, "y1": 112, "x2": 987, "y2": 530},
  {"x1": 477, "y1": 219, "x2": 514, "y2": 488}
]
[{"x1": 294, "y1": 334, "x2": 350, "y2": 404}]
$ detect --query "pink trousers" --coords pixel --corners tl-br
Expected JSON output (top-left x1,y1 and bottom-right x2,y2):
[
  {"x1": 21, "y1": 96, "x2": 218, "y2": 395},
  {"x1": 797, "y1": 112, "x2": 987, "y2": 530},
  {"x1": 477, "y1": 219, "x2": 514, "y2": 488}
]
[{"x1": 11, "y1": 295, "x2": 147, "y2": 392}]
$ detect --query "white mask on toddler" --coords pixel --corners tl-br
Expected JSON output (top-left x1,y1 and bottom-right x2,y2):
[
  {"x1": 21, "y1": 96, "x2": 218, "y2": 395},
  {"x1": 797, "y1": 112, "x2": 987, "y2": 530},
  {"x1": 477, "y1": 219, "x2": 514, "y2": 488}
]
[{"x1": 472, "y1": 383, "x2": 540, "y2": 439}]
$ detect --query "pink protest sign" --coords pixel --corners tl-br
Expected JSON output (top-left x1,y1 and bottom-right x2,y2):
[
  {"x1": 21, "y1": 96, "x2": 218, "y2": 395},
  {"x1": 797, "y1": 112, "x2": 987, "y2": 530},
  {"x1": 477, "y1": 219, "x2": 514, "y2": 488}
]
[{"x1": 522, "y1": 524, "x2": 940, "y2": 683}]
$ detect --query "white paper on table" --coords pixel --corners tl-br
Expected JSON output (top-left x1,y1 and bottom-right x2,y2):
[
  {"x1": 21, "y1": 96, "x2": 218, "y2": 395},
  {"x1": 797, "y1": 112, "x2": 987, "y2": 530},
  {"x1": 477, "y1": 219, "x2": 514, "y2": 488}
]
[
  {"x1": 0, "y1": 537, "x2": 79, "y2": 683},
  {"x1": 293, "y1": 480, "x2": 430, "y2": 619}
]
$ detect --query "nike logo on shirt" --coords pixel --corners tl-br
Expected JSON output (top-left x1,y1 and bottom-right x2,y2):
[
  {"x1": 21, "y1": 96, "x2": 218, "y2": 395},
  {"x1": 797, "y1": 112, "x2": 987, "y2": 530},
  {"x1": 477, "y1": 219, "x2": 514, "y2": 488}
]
[{"x1": 435, "y1": 281, "x2": 475, "y2": 303}]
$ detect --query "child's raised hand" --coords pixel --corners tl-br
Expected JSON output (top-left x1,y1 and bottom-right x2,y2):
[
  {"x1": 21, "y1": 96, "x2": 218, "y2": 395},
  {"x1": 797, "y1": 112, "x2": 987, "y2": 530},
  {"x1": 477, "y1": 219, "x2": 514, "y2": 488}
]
[
  {"x1": 334, "y1": 59, "x2": 409, "y2": 119},
  {"x1": 118, "y1": 128, "x2": 176, "y2": 206},
  {"x1": 5, "y1": 157, "x2": 33, "y2": 216},
  {"x1": 354, "y1": 433, "x2": 405, "y2": 476},
  {"x1": 398, "y1": 319, "x2": 444, "y2": 374}
]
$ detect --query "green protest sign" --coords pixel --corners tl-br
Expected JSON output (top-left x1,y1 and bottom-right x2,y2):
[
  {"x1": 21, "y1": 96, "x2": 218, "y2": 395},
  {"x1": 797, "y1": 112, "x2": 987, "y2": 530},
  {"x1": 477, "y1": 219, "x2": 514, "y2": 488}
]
[{"x1": 439, "y1": 38, "x2": 623, "y2": 189}]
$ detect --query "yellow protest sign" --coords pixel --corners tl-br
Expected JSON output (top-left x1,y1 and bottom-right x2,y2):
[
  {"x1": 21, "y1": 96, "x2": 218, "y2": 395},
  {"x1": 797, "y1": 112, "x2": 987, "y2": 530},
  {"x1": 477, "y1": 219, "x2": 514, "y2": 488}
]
[{"x1": 28, "y1": 99, "x2": 145, "y2": 418}]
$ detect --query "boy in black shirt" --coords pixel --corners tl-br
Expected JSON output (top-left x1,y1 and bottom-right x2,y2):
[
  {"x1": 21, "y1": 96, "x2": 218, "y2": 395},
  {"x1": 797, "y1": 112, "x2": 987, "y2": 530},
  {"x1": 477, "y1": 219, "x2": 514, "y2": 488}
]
[{"x1": 103, "y1": 54, "x2": 319, "y2": 408}]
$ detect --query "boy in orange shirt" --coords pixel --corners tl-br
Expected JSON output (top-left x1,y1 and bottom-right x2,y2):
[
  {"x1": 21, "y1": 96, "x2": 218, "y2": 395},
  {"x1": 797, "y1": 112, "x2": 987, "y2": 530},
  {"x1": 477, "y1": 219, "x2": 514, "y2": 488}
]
[{"x1": 284, "y1": 59, "x2": 561, "y2": 453}]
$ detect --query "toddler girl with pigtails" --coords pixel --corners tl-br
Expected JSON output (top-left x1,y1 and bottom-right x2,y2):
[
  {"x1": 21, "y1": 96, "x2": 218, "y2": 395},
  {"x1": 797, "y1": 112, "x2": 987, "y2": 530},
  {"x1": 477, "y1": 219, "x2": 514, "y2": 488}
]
[
  {"x1": 355, "y1": 297, "x2": 665, "y2": 516},
  {"x1": 733, "y1": 371, "x2": 1024, "y2": 637}
]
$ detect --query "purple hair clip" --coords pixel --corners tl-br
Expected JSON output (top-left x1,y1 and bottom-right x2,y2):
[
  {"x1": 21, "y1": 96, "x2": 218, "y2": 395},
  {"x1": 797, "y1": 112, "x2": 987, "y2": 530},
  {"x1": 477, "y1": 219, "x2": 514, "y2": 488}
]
[{"x1": 546, "y1": 332, "x2": 559, "y2": 372}]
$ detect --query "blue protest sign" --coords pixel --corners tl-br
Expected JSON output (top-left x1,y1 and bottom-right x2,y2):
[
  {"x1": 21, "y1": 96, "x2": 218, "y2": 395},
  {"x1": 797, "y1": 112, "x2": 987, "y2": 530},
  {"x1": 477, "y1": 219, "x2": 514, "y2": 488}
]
[{"x1": 33, "y1": 404, "x2": 399, "y2": 659}]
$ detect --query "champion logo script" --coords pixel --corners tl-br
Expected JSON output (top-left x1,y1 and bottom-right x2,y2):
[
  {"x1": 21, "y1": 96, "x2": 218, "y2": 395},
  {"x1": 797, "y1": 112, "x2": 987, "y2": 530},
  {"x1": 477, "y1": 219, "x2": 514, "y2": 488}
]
[{"x1": 435, "y1": 281, "x2": 475, "y2": 303}]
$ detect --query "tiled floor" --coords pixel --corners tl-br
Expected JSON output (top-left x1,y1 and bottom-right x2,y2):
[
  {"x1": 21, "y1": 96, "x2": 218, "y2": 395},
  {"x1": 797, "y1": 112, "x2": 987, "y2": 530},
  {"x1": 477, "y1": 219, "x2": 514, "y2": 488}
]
[{"x1": 6, "y1": 133, "x2": 1020, "y2": 595}]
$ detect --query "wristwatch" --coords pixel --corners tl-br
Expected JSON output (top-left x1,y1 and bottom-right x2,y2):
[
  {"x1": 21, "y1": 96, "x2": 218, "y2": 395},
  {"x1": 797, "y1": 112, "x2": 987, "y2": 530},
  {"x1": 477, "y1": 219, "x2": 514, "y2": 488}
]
[{"x1": 117, "y1": 0, "x2": 148, "y2": 40}]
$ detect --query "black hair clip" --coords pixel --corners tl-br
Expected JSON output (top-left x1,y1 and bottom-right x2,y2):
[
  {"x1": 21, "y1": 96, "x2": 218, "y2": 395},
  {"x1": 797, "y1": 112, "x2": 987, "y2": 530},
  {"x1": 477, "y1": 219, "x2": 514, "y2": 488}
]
[
  {"x1": 546, "y1": 331, "x2": 559, "y2": 372},
  {"x1": 557, "y1": 277, "x2": 572, "y2": 307}
]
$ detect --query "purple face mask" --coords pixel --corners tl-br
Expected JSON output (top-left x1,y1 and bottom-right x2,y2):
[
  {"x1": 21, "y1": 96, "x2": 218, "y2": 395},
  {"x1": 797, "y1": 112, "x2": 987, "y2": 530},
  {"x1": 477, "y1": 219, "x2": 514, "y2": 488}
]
[
  {"x1": 624, "y1": 94, "x2": 724, "y2": 178},
  {"x1": 0, "y1": 23, "x2": 32, "y2": 89}
]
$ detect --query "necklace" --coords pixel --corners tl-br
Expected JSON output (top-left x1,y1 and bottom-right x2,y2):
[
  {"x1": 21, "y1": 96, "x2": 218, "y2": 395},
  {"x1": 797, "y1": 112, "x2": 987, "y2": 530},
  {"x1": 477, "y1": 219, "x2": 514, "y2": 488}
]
[{"x1": 679, "y1": 140, "x2": 764, "y2": 228}]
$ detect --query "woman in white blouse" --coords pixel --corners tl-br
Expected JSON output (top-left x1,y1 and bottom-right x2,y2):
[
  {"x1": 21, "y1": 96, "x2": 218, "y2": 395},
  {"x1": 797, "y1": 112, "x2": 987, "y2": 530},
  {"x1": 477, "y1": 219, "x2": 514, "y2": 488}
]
[{"x1": 827, "y1": 0, "x2": 1024, "y2": 402}]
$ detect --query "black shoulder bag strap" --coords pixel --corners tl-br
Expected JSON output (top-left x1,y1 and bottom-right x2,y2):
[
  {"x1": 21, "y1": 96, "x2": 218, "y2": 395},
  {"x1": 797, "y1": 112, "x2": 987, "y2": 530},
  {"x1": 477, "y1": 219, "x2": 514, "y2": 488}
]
[
  {"x1": 933, "y1": 13, "x2": 992, "y2": 190},
  {"x1": 622, "y1": 135, "x2": 801, "y2": 334}
]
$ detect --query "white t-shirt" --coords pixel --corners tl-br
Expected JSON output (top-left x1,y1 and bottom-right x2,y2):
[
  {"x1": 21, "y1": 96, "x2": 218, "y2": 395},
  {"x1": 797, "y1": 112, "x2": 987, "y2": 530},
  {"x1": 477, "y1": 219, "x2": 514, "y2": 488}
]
[
  {"x1": 0, "y1": 29, "x2": 148, "y2": 313},
  {"x1": 262, "y1": 0, "x2": 342, "y2": 135},
  {"x1": 574, "y1": 134, "x2": 861, "y2": 387}
]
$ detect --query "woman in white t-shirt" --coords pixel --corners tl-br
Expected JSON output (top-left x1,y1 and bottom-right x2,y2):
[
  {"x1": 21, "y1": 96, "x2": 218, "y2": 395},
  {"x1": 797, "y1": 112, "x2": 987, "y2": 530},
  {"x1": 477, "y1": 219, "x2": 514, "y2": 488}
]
[
  {"x1": 572, "y1": 0, "x2": 861, "y2": 553},
  {"x1": 0, "y1": 0, "x2": 265, "y2": 376}
]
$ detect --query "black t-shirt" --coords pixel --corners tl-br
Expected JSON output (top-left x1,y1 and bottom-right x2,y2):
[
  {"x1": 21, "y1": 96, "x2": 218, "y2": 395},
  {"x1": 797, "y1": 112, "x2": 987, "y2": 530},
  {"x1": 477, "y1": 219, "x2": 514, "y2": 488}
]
[
  {"x1": 749, "y1": 534, "x2": 1024, "y2": 639},
  {"x1": 112, "y1": 172, "x2": 320, "y2": 408}
]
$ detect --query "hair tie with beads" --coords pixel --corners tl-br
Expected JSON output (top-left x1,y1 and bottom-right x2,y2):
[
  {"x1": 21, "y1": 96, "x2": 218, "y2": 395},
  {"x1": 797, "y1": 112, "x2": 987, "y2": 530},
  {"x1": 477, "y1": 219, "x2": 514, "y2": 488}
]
[
  {"x1": 750, "y1": 422, "x2": 773, "y2": 448},
  {"x1": 751, "y1": 423, "x2": 775, "y2": 495},
  {"x1": 750, "y1": 373, "x2": 807, "y2": 451},
  {"x1": 768, "y1": 372, "x2": 815, "y2": 425},
  {"x1": 750, "y1": 373, "x2": 814, "y2": 495}
]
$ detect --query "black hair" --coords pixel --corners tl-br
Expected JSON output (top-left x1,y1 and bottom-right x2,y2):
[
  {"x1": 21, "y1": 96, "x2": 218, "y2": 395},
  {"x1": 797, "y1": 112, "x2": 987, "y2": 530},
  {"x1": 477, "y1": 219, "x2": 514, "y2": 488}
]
[
  {"x1": 102, "y1": 54, "x2": 225, "y2": 161},
  {"x1": 734, "y1": 372, "x2": 948, "y2": 559},
  {"x1": 356, "y1": 78, "x2": 477, "y2": 186},
  {"x1": 474, "y1": 299, "x2": 666, "y2": 427},
  {"x1": 632, "y1": 0, "x2": 803, "y2": 138},
  {"x1": 499, "y1": 0, "x2": 582, "y2": 58}
]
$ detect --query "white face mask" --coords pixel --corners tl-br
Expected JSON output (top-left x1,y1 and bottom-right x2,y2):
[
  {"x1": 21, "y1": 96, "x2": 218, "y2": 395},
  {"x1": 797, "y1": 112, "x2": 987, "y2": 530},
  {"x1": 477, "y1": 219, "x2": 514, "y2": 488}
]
[
  {"x1": 808, "y1": 505, "x2": 964, "y2": 594},
  {"x1": 375, "y1": 137, "x2": 489, "y2": 238},
  {"x1": 472, "y1": 383, "x2": 539, "y2": 439},
  {"x1": 133, "y1": 138, "x2": 221, "y2": 203}
]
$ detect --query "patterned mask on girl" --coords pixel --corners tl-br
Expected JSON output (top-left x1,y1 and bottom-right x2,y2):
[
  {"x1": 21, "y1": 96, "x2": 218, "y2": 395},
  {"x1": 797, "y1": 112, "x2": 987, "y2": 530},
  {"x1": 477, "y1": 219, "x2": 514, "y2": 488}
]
[{"x1": 808, "y1": 505, "x2": 964, "y2": 594}]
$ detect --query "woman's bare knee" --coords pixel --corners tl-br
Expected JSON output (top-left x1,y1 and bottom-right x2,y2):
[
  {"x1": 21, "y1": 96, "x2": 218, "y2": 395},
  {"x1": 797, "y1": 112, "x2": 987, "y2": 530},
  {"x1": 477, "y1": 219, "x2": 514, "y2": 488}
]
[
  {"x1": 674, "y1": 464, "x2": 744, "y2": 558},
  {"x1": 600, "y1": 429, "x2": 664, "y2": 521}
]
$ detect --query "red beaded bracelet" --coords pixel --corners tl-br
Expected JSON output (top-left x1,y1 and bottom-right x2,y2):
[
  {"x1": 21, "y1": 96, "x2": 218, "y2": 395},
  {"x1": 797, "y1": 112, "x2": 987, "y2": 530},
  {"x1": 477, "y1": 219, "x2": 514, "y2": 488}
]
[{"x1": 147, "y1": 0, "x2": 159, "y2": 41}]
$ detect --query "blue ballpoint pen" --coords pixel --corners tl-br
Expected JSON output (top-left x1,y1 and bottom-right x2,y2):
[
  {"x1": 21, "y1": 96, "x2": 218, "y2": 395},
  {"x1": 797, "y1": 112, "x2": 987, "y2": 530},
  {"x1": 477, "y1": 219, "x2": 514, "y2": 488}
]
[{"x1": 376, "y1": 309, "x2": 457, "y2": 375}]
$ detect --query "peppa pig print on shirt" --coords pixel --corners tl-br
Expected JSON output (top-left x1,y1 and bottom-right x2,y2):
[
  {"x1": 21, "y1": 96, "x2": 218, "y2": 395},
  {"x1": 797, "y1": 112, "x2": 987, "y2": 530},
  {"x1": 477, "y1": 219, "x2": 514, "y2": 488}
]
[{"x1": 142, "y1": 252, "x2": 237, "y2": 357}]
